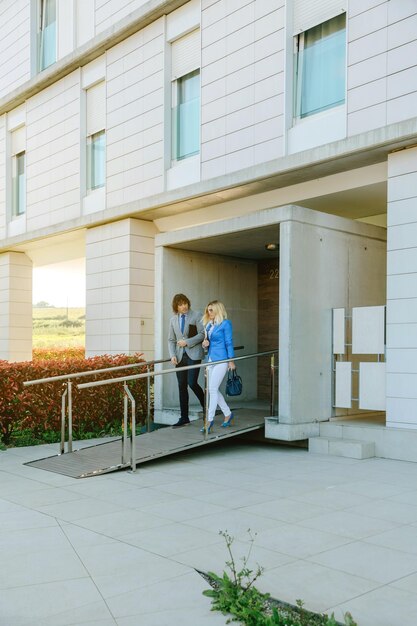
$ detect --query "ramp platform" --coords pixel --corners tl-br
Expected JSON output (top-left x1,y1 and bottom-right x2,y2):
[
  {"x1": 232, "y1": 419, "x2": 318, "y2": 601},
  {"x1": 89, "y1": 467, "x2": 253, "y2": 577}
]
[{"x1": 25, "y1": 408, "x2": 266, "y2": 478}]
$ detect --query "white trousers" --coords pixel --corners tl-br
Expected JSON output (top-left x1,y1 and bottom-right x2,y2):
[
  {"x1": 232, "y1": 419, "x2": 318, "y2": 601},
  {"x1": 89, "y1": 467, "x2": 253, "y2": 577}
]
[{"x1": 207, "y1": 362, "x2": 231, "y2": 422}]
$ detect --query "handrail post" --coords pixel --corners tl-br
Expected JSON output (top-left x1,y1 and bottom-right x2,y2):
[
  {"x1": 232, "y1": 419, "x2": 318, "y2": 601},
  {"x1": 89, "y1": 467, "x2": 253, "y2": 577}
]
[
  {"x1": 122, "y1": 386, "x2": 128, "y2": 464},
  {"x1": 146, "y1": 365, "x2": 151, "y2": 433},
  {"x1": 131, "y1": 391, "x2": 136, "y2": 472},
  {"x1": 60, "y1": 384, "x2": 68, "y2": 454},
  {"x1": 203, "y1": 366, "x2": 209, "y2": 440},
  {"x1": 67, "y1": 380, "x2": 73, "y2": 453},
  {"x1": 123, "y1": 382, "x2": 136, "y2": 472},
  {"x1": 270, "y1": 354, "x2": 275, "y2": 417}
]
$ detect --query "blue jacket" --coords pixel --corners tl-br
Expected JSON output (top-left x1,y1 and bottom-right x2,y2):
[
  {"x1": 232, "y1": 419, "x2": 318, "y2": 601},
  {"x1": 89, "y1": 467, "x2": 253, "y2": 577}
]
[{"x1": 206, "y1": 319, "x2": 235, "y2": 362}]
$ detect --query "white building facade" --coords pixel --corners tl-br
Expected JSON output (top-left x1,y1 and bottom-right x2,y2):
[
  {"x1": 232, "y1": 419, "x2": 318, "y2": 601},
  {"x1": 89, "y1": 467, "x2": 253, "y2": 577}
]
[{"x1": 1, "y1": 0, "x2": 417, "y2": 459}]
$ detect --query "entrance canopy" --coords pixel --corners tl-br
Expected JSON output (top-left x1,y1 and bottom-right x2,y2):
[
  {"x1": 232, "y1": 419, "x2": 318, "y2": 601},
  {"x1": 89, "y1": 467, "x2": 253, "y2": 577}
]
[{"x1": 155, "y1": 204, "x2": 387, "y2": 440}]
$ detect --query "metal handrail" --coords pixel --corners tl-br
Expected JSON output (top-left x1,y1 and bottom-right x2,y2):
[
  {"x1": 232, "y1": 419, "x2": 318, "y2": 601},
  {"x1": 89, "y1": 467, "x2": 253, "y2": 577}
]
[
  {"x1": 22, "y1": 356, "x2": 170, "y2": 455},
  {"x1": 23, "y1": 357, "x2": 169, "y2": 386},
  {"x1": 77, "y1": 348, "x2": 279, "y2": 472},
  {"x1": 78, "y1": 350, "x2": 276, "y2": 388}
]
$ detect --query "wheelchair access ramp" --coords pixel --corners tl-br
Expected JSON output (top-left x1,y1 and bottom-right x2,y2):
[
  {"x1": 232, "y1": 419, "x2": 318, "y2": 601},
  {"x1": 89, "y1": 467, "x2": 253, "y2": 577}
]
[{"x1": 25, "y1": 408, "x2": 266, "y2": 478}]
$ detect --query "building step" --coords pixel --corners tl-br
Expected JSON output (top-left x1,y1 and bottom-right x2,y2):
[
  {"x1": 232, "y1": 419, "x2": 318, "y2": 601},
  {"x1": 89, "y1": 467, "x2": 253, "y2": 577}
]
[{"x1": 308, "y1": 436, "x2": 375, "y2": 460}]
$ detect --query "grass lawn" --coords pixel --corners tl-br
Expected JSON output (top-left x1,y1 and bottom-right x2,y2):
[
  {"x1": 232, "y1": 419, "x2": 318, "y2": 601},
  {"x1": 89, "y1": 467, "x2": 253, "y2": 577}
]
[{"x1": 33, "y1": 306, "x2": 85, "y2": 348}]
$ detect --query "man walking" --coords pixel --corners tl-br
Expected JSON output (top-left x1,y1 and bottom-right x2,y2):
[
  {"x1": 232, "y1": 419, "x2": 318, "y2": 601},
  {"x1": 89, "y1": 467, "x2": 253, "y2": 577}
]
[{"x1": 168, "y1": 294, "x2": 205, "y2": 428}]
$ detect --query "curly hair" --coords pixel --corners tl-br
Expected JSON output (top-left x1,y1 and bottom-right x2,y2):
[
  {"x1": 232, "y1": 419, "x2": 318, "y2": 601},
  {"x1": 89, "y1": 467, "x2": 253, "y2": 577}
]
[{"x1": 171, "y1": 293, "x2": 191, "y2": 313}]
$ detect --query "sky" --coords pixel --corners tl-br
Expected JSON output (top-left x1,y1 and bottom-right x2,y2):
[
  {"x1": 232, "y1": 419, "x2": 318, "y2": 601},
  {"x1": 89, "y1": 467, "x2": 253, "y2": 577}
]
[{"x1": 32, "y1": 259, "x2": 86, "y2": 307}]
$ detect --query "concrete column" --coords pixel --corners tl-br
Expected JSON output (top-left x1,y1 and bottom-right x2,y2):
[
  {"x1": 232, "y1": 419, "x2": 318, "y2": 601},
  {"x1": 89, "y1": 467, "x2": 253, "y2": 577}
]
[
  {"x1": 85, "y1": 218, "x2": 157, "y2": 358},
  {"x1": 0, "y1": 252, "x2": 32, "y2": 362},
  {"x1": 386, "y1": 146, "x2": 417, "y2": 429},
  {"x1": 277, "y1": 217, "x2": 386, "y2": 439}
]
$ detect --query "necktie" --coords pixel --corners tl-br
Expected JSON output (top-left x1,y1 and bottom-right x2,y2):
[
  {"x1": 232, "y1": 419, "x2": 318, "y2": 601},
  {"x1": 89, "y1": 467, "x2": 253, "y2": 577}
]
[{"x1": 180, "y1": 314, "x2": 185, "y2": 334}]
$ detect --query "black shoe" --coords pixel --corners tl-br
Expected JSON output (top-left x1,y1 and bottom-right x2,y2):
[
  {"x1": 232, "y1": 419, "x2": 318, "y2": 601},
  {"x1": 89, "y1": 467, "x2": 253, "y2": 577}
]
[{"x1": 172, "y1": 419, "x2": 190, "y2": 429}]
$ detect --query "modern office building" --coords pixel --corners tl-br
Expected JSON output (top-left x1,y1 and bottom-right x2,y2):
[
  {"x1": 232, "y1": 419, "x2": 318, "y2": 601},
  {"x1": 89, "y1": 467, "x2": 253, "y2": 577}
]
[{"x1": 1, "y1": 0, "x2": 417, "y2": 460}]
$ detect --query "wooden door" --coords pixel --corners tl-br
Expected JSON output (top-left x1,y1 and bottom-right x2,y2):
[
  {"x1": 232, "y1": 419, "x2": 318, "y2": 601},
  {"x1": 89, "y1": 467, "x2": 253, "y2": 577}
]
[{"x1": 257, "y1": 259, "x2": 279, "y2": 402}]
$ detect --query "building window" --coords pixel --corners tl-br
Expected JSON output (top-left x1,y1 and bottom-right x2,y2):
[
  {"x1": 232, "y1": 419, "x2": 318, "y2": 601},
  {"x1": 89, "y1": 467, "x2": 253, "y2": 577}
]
[
  {"x1": 170, "y1": 29, "x2": 200, "y2": 163},
  {"x1": 12, "y1": 152, "x2": 26, "y2": 217},
  {"x1": 294, "y1": 13, "x2": 346, "y2": 120},
  {"x1": 172, "y1": 69, "x2": 200, "y2": 161},
  {"x1": 86, "y1": 81, "x2": 106, "y2": 192},
  {"x1": 87, "y1": 130, "x2": 105, "y2": 190},
  {"x1": 38, "y1": 0, "x2": 57, "y2": 71}
]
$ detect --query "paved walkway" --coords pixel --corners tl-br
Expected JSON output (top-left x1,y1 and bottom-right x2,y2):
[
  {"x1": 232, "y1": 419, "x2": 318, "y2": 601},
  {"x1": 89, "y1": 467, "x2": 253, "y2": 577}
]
[{"x1": 1, "y1": 438, "x2": 417, "y2": 625}]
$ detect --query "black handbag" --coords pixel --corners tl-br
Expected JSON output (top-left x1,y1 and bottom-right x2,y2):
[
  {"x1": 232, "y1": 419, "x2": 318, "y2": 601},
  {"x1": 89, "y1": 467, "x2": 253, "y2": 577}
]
[{"x1": 226, "y1": 369, "x2": 242, "y2": 396}]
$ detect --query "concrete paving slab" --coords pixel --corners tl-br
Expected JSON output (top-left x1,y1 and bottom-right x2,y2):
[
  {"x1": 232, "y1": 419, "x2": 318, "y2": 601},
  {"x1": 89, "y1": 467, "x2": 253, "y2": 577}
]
[
  {"x1": 75, "y1": 508, "x2": 170, "y2": 537},
  {"x1": 0, "y1": 579, "x2": 107, "y2": 626},
  {"x1": 106, "y1": 571, "x2": 225, "y2": 622},
  {"x1": 120, "y1": 521, "x2": 223, "y2": 557},
  {"x1": 0, "y1": 524, "x2": 81, "y2": 557},
  {"x1": 331, "y1": 584, "x2": 417, "y2": 626},
  {"x1": 0, "y1": 546, "x2": 88, "y2": 589},
  {"x1": 139, "y1": 495, "x2": 228, "y2": 522},
  {"x1": 254, "y1": 523, "x2": 352, "y2": 559},
  {"x1": 288, "y1": 486, "x2": 371, "y2": 510},
  {"x1": 173, "y1": 538, "x2": 295, "y2": 573},
  {"x1": 4, "y1": 485, "x2": 88, "y2": 508},
  {"x1": 335, "y1": 478, "x2": 413, "y2": 499},
  {"x1": 0, "y1": 508, "x2": 57, "y2": 532},
  {"x1": 240, "y1": 496, "x2": 334, "y2": 523},
  {"x1": 297, "y1": 509, "x2": 398, "y2": 539},
  {"x1": 75, "y1": 541, "x2": 190, "y2": 599},
  {"x1": 258, "y1": 560, "x2": 379, "y2": 614},
  {"x1": 183, "y1": 507, "x2": 281, "y2": 538},
  {"x1": 364, "y1": 523, "x2": 417, "y2": 554},
  {"x1": 391, "y1": 571, "x2": 417, "y2": 595},
  {"x1": 190, "y1": 485, "x2": 274, "y2": 508},
  {"x1": 79, "y1": 485, "x2": 182, "y2": 510},
  {"x1": 345, "y1": 498, "x2": 417, "y2": 524},
  {"x1": 308, "y1": 540, "x2": 417, "y2": 584},
  {"x1": 389, "y1": 488, "x2": 417, "y2": 506}
]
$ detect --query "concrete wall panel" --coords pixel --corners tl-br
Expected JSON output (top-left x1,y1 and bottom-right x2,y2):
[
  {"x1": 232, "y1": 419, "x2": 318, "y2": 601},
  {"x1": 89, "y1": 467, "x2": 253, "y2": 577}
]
[
  {"x1": 0, "y1": 252, "x2": 32, "y2": 361},
  {"x1": 348, "y1": 0, "x2": 417, "y2": 134},
  {"x1": 86, "y1": 218, "x2": 157, "y2": 358},
  {"x1": 26, "y1": 72, "x2": 81, "y2": 231},
  {"x1": 0, "y1": 0, "x2": 30, "y2": 99},
  {"x1": 201, "y1": 0, "x2": 285, "y2": 179},
  {"x1": 106, "y1": 22, "x2": 164, "y2": 208},
  {"x1": 156, "y1": 247, "x2": 258, "y2": 421},
  {"x1": 279, "y1": 217, "x2": 386, "y2": 425},
  {"x1": 387, "y1": 146, "x2": 417, "y2": 428}
]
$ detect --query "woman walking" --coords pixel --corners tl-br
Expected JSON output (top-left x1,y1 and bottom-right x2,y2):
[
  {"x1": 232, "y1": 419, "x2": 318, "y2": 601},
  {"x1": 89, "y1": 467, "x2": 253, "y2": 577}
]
[{"x1": 201, "y1": 300, "x2": 235, "y2": 433}]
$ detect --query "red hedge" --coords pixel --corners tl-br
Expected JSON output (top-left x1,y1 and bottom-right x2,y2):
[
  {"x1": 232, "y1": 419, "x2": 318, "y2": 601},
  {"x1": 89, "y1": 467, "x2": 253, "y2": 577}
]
[{"x1": 0, "y1": 353, "x2": 148, "y2": 445}]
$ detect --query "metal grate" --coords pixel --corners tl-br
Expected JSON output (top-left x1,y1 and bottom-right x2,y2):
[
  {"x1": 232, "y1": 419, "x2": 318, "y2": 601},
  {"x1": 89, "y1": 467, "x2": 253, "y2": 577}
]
[{"x1": 25, "y1": 409, "x2": 266, "y2": 478}]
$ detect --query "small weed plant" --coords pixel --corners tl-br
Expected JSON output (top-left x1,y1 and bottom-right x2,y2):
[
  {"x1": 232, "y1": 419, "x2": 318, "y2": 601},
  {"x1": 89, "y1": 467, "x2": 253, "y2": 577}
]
[{"x1": 203, "y1": 530, "x2": 358, "y2": 626}]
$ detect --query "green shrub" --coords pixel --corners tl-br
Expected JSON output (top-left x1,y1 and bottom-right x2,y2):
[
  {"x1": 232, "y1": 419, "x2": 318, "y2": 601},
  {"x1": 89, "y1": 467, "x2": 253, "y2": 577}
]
[
  {"x1": 59, "y1": 319, "x2": 83, "y2": 328},
  {"x1": 0, "y1": 352, "x2": 147, "y2": 446}
]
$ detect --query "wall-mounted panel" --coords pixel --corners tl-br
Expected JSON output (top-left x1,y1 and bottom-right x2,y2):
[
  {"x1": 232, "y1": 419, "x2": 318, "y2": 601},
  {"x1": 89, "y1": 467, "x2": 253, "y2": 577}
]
[
  {"x1": 359, "y1": 362, "x2": 386, "y2": 410},
  {"x1": 333, "y1": 308, "x2": 345, "y2": 354},
  {"x1": 352, "y1": 305, "x2": 385, "y2": 354},
  {"x1": 335, "y1": 361, "x2": 352, "y2": 408}
]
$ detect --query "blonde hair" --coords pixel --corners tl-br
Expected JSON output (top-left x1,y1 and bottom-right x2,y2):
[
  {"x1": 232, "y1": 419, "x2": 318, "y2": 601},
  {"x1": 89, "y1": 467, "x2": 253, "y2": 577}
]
[{"x1": 202, "y1": 300, "x2": 228, "y2": 326}]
